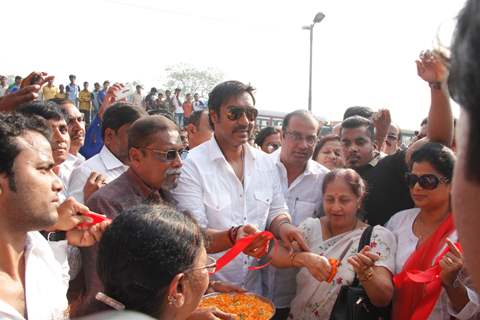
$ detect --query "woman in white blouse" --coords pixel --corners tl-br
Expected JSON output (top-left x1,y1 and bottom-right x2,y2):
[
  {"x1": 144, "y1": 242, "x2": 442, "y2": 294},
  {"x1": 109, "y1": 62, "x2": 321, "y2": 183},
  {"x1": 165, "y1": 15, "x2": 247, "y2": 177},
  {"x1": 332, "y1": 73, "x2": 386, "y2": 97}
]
[
  {"x1": 269, "y1": 168, "x2": 396, "y2": 319},
  {"x1": 386, "y1": 142, "x2": 480, "y2": 320}
]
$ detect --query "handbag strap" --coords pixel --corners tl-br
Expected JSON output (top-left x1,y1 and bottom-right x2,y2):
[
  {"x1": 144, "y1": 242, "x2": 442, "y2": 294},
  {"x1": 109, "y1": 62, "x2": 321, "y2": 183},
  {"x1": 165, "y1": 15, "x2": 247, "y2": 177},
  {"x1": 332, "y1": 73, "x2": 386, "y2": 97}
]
[{"x1": 352, "y1": 225, "x2": 374, "y2": 286}]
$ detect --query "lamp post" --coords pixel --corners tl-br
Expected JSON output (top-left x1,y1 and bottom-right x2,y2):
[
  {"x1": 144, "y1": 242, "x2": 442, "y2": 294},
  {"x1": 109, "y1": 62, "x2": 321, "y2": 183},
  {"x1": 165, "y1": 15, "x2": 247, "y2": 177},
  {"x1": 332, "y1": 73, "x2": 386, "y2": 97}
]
[{"x1": 303, "y1": 12, "x2": 325, "y2": 112}]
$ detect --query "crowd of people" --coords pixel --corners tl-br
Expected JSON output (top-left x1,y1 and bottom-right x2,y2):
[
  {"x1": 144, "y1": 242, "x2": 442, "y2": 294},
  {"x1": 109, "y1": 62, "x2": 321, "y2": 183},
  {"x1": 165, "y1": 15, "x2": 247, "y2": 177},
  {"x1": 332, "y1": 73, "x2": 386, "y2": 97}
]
[{"x1": 2, "y1": 1, "x2": 480, "y2": 319}]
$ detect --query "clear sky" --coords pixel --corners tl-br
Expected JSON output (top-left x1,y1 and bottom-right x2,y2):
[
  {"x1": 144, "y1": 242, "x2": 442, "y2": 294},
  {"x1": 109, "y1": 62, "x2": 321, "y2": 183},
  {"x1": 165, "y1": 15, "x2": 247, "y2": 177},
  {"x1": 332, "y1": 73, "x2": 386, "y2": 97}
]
[{"x1": 1, "y1": 0, "x2": 466, "y2": 130}]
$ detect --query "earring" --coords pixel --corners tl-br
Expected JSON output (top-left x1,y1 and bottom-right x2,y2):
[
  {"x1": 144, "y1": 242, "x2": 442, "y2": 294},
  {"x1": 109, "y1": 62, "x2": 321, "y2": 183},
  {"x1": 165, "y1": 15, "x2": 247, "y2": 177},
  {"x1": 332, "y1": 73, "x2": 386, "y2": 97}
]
[{"x1": 168, "y1": 295, "x2": 177, "y2": 306}]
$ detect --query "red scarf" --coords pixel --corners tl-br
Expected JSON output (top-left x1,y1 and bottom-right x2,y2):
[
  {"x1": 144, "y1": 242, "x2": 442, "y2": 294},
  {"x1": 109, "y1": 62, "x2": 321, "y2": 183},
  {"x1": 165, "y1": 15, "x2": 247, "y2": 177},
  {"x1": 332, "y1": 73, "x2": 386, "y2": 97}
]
[{"x1": 392, "y1": 213, "x2": 455, "y2": 320}]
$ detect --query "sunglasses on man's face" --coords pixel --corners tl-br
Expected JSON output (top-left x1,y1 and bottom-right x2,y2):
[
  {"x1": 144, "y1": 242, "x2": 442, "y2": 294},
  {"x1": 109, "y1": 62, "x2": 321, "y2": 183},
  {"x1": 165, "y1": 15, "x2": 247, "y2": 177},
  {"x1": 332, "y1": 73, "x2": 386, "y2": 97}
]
[
  {"x1": 405, "y1": 172, "x2": 448, "y2": 190},
  {"x1": 226, "y1": 107, "x2": 258, "y2": 122},
  {"x1": 142, "y1": 147, "x2": 189, "y2": 162}
]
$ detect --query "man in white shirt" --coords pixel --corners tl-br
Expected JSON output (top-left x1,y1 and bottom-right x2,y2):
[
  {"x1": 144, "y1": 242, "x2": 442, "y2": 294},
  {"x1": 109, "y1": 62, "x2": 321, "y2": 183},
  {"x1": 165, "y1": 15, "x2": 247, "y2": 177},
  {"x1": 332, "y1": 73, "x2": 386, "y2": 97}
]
[
  {"x1": 192, "y1": 93, "x2": 206, "y2": 111},
  {"x1": 0, "y1": 113, "x2": 107, "y2": 320},
  {"x1": 130, "y1": 84, "x2": 145, "y2": 108},
  {"x1": 68, "y1": 103, "x2": 147, "y2": 203},
  {"x1": 265, "y1": 110, "x2": 329, "y2": 319},
  {"x1": 172, "y1": 80, "x2": 308, "y2": 294},
  {"x1": 172, "y1": 88, "x2": 184, "y2": 127},
  {"x1": 0, "y1": 75, "x2": 8, "y2": 97}
]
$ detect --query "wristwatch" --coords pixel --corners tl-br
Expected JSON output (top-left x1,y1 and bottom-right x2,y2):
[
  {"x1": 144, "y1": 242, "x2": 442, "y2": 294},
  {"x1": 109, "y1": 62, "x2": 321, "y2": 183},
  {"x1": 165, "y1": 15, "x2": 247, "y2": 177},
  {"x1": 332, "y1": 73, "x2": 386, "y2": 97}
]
[{"x1": 46, "y1": 231, "x2": 67, "y2": 241}]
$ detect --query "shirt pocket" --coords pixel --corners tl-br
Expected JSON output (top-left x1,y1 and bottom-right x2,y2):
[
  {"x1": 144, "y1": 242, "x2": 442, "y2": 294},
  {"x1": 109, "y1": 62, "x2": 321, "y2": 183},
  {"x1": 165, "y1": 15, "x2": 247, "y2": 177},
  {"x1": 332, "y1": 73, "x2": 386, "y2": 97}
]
[
  {"x1": 203, "y1": 194, "x2": 231, "y2": 229},
  {"x1": 252, "y1": 190, "x2": 273, "y2": 228},
  {"x1": 292, "y1": 200, "x2": 317, "y2": 226}
]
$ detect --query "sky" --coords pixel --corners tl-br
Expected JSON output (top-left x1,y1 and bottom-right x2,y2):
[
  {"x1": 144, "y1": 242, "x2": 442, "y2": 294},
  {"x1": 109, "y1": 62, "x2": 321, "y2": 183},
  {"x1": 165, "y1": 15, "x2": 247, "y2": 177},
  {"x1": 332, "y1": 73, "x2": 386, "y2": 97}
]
[{"x1": 1, "y1": 0, "x2": 466, "y2": 130}]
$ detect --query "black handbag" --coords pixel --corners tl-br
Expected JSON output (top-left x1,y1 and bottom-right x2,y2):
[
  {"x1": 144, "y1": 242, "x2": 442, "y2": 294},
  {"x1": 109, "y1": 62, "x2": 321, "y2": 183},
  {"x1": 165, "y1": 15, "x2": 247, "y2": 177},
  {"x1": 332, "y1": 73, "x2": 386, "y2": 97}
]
[{"x1": 329, "y1": 226, "x2": 391, "y2": 320}]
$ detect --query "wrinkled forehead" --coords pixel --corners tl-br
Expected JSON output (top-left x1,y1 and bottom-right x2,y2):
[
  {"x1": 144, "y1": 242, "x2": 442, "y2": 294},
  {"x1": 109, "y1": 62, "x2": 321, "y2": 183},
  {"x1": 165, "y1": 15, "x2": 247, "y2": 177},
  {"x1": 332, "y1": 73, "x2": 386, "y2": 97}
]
[{"x1": 15, "y1": 131, "x2": 53, "y2": 162}]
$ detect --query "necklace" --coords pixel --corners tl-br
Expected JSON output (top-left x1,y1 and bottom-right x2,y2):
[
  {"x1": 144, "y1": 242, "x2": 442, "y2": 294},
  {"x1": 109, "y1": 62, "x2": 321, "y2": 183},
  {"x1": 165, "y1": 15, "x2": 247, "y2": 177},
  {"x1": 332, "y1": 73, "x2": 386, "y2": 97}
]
[{"x1": 326, "y1": 218, "x2": 358, "y2": 238}]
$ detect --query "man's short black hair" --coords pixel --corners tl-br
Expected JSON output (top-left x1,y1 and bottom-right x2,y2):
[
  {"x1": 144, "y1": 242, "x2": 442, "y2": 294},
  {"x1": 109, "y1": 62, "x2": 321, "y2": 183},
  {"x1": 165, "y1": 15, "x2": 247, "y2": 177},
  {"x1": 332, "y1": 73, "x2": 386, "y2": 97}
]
[
  {"x1": 18, "y1": 101, "x2": 67, "y2": 122},
  {"x1": 187, "y1": 110, "x2": 208, "y2": 128},
  {"x1": 0, "y1": 112, "x2": 51, "y2": 191},
  {"x1": 128, "y1": 115, "x2": 179, "y2": 152},
  {"x1": 341, "y1": 116, "x2": 375, "y2": 141},
  {"x1": 48, "y1": 98, "x2": 74, "y2": 106},
  {"x1": 208, "y1": 80, "x2": 255, "y2": 128},
  {"x1": 281, "y1": 109, "x2": 318, "y2": 134},
  {"x1": 449, "y1": 0, "x2": 480, "y2": 181},
  {"x1": 343, "y1": 106, "x2": 374, "y2": 120},
  {"x1": 101, "y1": 103, "x2": 148, "y2": 140}
]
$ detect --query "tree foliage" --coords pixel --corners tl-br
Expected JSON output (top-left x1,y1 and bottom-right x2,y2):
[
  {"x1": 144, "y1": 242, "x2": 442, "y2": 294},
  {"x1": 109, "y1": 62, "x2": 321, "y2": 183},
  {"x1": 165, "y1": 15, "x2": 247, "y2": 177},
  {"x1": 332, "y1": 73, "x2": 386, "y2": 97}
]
[{"x1": 164, "y1": 64, "x2": 223, "y2": 98}]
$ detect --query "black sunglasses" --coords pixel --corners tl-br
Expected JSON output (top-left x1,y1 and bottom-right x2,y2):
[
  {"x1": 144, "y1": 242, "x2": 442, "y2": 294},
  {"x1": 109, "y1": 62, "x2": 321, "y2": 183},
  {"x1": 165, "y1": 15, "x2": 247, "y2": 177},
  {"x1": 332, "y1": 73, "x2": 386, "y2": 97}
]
[
  {"x1": 226, "y1": 107, "x2": 258, "y2": 121},
  {"x1": 405, "y1": 172, "x2": 448, "y2": 190},
  {"x1": 142, "y1": 148, "x2": 189, "y2": 162}
]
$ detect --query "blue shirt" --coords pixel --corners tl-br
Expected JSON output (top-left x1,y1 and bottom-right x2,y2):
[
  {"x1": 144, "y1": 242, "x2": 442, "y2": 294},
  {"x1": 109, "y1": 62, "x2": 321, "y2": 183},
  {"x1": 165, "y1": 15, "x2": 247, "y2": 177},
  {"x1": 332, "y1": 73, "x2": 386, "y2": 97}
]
[{"x1": 79, "y1": 115, "x2": 103, "y2": 159}]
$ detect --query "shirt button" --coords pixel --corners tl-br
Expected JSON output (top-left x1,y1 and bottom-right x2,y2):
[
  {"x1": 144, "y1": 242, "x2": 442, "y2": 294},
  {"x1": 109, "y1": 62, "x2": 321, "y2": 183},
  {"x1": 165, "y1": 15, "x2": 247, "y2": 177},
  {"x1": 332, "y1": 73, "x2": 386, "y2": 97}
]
[{"x1": 243, "y1": 217, "x2": 247, "y2": 221}]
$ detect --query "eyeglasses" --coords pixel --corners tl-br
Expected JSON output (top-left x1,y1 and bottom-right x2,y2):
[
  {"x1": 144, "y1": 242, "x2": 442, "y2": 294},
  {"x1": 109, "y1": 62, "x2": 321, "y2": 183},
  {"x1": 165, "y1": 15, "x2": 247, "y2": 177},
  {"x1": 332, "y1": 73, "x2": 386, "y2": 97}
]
[
  {"x1": 141, "y1": 147, "x2": 188, "y2": 162},
  {"x1": 405, "y1": 172, "x2": 448, "y2": 190},
  {"x1": 185, "y1": 256, "x2": 217, "y2": 275},
  {"x1": 284, "y1": 131, "x2": 317, "y2": 146},
  {"x1": 226, "y1": 106, "x2": 258, "y2": 122}
]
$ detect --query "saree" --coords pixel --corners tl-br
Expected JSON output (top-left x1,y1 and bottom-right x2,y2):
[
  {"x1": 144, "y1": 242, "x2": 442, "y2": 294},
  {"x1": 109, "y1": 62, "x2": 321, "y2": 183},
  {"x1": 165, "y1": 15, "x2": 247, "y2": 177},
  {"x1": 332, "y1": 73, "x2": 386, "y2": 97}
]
[{"x1": 288, "y1": 218, "x2": 396, "y2": 320}]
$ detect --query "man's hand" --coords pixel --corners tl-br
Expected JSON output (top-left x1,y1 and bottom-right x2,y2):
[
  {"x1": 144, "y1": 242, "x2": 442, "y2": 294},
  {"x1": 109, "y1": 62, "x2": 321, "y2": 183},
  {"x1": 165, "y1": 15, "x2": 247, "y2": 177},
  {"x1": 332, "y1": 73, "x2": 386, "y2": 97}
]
[
  {"x1": 66, "y1": 220, "x2": 111, "y2": 247},
  {"x1": 416, "y1": 50, "x2": 448, "y2": 84},
  {"x1": 278, "y1": 222, "x2": 309, "y2": 252},
  {"x1": 99, "y1": 83, "x2": 125, "y2": 118},
  {"x1": 372, "y1": 108, "x2": 391, "y2": 149},
  {"x1": 51, "y1": 197, "x2": 93, "y2": 231},
  {"x1": 187, "y1": 307, "x2": 235, "y2": 320},
  {"x1": 83, "y1": 171, "x2": 107, "y2": 202},
  {"x1": 237, "y1": 224, "x2": 270, "y2": 258},
  {"x1": 20, "y1": 71, "x2": 54, "y2": 89},
  {"x1": 0, "y1": 85, "x2": 41, "y2": 112}
]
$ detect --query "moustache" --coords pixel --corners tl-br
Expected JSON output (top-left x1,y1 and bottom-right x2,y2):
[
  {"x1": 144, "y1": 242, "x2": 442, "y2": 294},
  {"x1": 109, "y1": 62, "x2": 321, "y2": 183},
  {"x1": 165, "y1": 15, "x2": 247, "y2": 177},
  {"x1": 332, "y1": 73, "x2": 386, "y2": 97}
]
[
  {"x1": 165, "y1": 169, "x2": 182, "y2": 176},
  {"x1": 233, "y1": 126, "x2": 250, "y2": 132}
]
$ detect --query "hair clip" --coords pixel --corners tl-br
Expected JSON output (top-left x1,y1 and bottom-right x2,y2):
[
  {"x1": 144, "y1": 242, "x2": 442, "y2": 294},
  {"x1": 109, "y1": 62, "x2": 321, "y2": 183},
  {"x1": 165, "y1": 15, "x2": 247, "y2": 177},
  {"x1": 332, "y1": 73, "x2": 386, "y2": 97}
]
[{"x1": 95, "y1": 292, "x2": 125, "y2": 311}]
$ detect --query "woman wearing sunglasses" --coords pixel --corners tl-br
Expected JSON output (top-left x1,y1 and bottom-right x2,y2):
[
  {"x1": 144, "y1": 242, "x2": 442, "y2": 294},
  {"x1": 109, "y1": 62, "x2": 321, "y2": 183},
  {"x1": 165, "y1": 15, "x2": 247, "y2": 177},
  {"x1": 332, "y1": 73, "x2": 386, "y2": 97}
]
[
  {"x1": 82, "y1": 204, "x2": 236, "y2": 320},
  {"x1": 386, "y1": 143, "x2": 479, "y2": 319}
]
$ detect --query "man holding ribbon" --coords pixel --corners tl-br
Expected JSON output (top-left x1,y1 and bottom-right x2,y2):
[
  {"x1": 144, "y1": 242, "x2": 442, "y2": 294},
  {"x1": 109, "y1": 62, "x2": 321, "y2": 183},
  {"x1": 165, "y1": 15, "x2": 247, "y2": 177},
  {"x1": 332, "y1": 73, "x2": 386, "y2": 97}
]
[{"x1": 172, "y1": 80, "x2": 308, "y2": 294}]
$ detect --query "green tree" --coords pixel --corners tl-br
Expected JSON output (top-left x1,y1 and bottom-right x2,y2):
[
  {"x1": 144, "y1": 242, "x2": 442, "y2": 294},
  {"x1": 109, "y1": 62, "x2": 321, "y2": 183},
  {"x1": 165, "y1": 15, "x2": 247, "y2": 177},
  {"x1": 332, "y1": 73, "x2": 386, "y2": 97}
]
[{"x1": 164, "y1": 64, "x2": 223, "y2": 98}]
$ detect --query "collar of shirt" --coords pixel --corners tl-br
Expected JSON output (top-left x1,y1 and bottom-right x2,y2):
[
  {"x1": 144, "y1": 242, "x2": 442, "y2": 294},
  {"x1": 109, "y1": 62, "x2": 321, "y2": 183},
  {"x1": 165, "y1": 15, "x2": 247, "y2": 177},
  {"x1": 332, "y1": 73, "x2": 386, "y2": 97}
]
[
  {"x1": 368, "y1": 151, "x2": 382, "y2": 167},
  {"x1": 271, "y1": 147, "x2": 327, "y2": 188},
  {"x1": 126, "y1": 168, "x2": 162, "y2": 203},
  {"x1": 99, "y1": 145, "x2": 129, "y2": 171},
  {"x1": 208, "y1": 136, "x2": 257, "y2": 162}
]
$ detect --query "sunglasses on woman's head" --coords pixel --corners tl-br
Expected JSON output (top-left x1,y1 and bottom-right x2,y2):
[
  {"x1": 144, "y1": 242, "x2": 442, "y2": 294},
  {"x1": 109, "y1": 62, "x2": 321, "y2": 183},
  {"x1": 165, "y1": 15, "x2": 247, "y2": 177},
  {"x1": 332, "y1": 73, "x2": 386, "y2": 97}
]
[
  {"x1": 405, "y1": 172, "x2": 448, "y2": 190},
  {"x1": 226, "y1": 106, "x2": 258, "y2": 121}
]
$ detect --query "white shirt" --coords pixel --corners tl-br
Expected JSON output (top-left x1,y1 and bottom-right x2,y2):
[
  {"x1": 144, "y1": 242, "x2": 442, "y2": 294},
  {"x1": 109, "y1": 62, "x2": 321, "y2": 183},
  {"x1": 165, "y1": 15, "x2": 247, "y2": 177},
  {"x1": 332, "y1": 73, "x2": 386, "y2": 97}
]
[
  {"x1": 58, "y1": 153, "x2": 86, "y2": 201},
  {"x1": 264, "y1": 149, "x2": 329, "y2": 307},
  {"x1": 0, "y1": 232, "x2": 69, "y2": 320},
  {"x1": 130, "y1": 92, "x2": 144, "y2": 107},
  {"x1": 68, "y1": 145, "x2": 128, "y2": 204},
  {"x1": 386, "y1": 208, "x2": 480, "y2": 320},
  {"x1": 172, "y1": 95, "x2": 183, "y2": 113},
  {"x1": 171, "y1": 137, "x2": 289, "y2": 293}
]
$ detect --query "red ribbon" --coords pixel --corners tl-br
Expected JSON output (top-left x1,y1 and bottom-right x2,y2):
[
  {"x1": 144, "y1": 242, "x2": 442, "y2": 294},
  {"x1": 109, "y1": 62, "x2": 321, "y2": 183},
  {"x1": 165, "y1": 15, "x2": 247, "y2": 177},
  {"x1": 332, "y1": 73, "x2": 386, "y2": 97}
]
[
  {"x1": 212, "y1": 231, "x2": 278, "y2": 274},
  {"x1": 393, "y1": 241, "x2": 462, "y2": 320}
]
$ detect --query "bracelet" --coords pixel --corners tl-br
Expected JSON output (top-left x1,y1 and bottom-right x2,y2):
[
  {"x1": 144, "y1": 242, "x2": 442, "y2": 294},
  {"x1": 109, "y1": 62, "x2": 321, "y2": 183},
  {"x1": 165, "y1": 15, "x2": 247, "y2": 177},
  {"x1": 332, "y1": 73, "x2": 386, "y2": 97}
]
[
  {"x1": 358, "y1": 267, "x2": 374, "y2": 282},
  {"x1": 429, "y1": 81, "x2": 442, "y2": 90},
  {"x1": 276, "y1": 220, "x2": 291, "y2": 234},
  {"x1": 228, "y1": 225, "x2": 242, "y2": 245}
]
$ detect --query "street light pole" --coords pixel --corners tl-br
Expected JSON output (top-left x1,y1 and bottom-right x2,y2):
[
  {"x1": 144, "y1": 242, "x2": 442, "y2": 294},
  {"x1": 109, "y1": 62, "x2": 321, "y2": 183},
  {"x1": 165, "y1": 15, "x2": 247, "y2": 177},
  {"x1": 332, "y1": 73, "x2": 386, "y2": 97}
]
[
  {"x1": 303, "y1": 12, "x2": 325, "y2": 112},
  {"x1": 308, "y1": 25, "x2": 314, "y2": 112}
]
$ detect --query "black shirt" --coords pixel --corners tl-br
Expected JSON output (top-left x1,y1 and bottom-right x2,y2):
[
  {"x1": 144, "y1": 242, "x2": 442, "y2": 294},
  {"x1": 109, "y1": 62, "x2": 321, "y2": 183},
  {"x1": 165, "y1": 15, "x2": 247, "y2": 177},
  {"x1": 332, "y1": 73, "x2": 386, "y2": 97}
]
[{"x1": 357, "y1": 150, "x2": 414, "y2": 226}]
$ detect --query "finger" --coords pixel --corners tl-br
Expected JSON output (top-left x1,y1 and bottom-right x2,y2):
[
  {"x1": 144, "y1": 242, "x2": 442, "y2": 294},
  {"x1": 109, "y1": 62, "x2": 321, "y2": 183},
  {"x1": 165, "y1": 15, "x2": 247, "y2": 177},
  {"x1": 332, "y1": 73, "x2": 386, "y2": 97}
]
[
  {"x1": 356, "y1": 253, "x2": 374, "y2": 267},
  {"x1": 360, "y1": 245, "x2": 371, "y2": 254},
  {"x1": 291, "y1": 234, "x2": 310, "y2": 252},
  {"x1": 446, "y1": 238, "x2": 462, "y2": 257},
  {"x1": 87, "y1": 172, "x2": 100, "y2": 183},
  {"x1": 363, "y1": 251, "x2": 381, "y2": 262},
  {"x1": 212, "y1": 309, "x2": 236, "y2": 320},
  {"x1": 347, "y1": 257, "x2": 361, "y2": 272}
]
